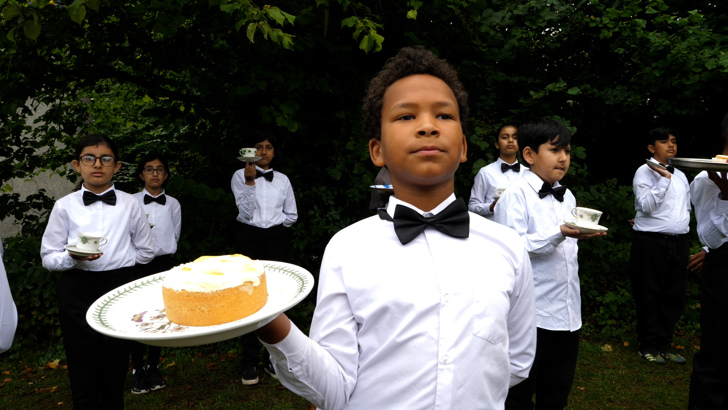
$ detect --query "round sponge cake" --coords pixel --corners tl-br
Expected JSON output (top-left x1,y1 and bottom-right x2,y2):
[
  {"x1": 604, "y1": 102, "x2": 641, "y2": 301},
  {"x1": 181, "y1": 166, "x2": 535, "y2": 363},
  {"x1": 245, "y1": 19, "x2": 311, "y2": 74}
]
[{"x1": 162, "y1": 254, "x2": 267, "y2": 326}]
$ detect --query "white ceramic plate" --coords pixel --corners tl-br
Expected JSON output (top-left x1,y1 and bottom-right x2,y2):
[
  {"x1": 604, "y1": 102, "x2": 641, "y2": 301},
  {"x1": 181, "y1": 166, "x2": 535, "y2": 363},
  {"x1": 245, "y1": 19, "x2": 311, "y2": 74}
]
[
  {"x1": 645, "y1": 160, "x2": 667, "y2": 170},
  {"x1": 86, "y1": 260, "x2": 314, "y2": 347},
  {"x1": 64, "y1": 244, "x2": 103, "y2": 257},
  {"x1": 369, "y1": 185, "x2": 393, "y2": 190},
  {"x1": 237, "y1": 156, "x2": 262, "y2": 163},
  {"x1": 566, "y1": 221, "x2": 608, "y2": 234},
  {"x1": 668, "y1": 157, "x2": 728, "y2": 171}
]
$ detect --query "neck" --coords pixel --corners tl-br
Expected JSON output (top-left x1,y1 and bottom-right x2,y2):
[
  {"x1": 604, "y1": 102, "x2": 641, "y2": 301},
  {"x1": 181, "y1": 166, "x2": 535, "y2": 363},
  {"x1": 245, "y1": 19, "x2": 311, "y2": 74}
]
[
  {"x1": 653, "y1": 156, "x2": 668, "y2": 165},
  {"x1": 500, "y1": 153, "x2": 517, "y2": 164},
  {"x1": 146, "y1": 187, "x2": 163, "y2": 196},
  {"x1": 84, "y1": 183, "x2": 112, "y2": 194},
  {"x1": 530, "y1": 170, "x2": 556, "y2": 186},
  {"x1": 391, "y1": 181, "x2": 454, "y2": 212}
]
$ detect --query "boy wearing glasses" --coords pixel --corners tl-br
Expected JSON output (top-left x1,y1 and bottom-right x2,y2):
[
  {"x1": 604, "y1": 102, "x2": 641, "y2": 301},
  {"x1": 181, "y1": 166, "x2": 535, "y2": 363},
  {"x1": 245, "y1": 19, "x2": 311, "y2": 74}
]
[{"x1": 129, "y1": 152, "x2": 182, "y2": 394}]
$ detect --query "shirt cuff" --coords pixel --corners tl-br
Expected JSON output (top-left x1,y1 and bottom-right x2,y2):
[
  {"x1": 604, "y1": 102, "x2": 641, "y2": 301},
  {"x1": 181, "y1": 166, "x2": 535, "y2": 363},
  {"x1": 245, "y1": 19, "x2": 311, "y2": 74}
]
[{"x1": 260, "y1": 319, "x2": 309, "y2": 369}]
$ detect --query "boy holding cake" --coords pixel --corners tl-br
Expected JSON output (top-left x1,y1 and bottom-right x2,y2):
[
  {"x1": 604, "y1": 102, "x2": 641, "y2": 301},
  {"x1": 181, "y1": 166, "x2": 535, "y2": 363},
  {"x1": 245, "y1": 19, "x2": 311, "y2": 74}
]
[
  {"x1": 254, "y1": 46, "x2": 537, "y2": 409},
  {"x1": 494, "y1": 118, "x2": 606, "y2": 409}
]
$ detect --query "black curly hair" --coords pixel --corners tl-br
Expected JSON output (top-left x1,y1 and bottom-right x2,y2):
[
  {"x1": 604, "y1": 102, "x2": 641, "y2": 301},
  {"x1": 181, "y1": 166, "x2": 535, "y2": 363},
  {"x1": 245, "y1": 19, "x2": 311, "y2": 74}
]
[{"x1": 362, "y1": 46, "x2": 469, "y2": 141}]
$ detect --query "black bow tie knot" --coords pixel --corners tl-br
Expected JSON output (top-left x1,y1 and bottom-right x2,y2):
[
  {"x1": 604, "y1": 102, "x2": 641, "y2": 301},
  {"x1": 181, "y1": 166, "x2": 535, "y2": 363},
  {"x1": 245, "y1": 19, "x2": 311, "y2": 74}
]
[
  {"x1": 538, "y1": 182, "x2": 567, "y2": 202},
  {"x1": 379, "y1": 198, "x2": 470, "y2": 245},
  {"x1": 666, "y1": 165, "x2": 675, "y2": 174},
  {"x1": 256, "y1": 170, "x2": 274, "y2": 182},
  {"x1": 144, "y1": 194, "x2": 166, "y2": 205},
  {"x1": 501, "y1": 162, "x2": 521, "y2": 173},
  {"x1": 83, "y1": 190, "x2": 117, "y2": 206}
]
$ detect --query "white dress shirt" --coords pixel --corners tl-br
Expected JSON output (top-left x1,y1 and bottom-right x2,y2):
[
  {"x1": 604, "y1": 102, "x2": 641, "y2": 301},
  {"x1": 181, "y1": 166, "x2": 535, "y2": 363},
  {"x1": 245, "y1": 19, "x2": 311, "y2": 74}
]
[
  {"x1": 133, "y1": 189, "x2": 181, "y2": 257},
  {"x1": 469, "y1": 158, "x2": 525, "y2": 220},
  {"x1": 494, "y1": 170, "x2": 581, "y2": 332},
  {"x1": 632, "y1": 158, "x2": 691, "y2": 234},
  {"x1": 691, "y1": 171, "x2": 728, "y2": 249},
  {"x1": 41, "y1": 185, "x2": 155, "y2": 272},
  {"x1": 231, "y1": 167, "x2": 298, "y2": 228},
  {"x1": 0, "y1": 238, "x2": 18, "y2": 353},
  {"x1": 261, "y1": 195, "x2": 536, "y2": 410}
]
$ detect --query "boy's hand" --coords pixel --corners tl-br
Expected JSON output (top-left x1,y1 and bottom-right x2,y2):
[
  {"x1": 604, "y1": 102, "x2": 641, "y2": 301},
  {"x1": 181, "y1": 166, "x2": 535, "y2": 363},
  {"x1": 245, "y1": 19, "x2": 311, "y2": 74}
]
[
  {"x1": 687, "y1": 250, "x2": 707, "y2": 272},
  {"x1": 489, "y1": 198, "x2": 499, "y2": 212},
  {"x1": 707, "y1": 171, "x2": 728, "y2": 198},
  {"x1": 560, "y1": 224, "x2": 607, "y2": 239},
  {"x1": 69, "y1": 252, "x2": 102, "y2": 261},
  {"x1": 647, "y1": 162, "x2": 671, "y2": 179},
  {"x1": 244, "y1": 161, "x2": 257, "y2": 185}
]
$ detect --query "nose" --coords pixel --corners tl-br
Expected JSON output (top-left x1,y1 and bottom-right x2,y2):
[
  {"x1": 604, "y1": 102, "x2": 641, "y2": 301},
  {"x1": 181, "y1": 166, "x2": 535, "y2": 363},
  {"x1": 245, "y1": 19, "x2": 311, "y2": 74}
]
[{"x1": 416, "y1": 116, "x2": 439, "y2": 137}]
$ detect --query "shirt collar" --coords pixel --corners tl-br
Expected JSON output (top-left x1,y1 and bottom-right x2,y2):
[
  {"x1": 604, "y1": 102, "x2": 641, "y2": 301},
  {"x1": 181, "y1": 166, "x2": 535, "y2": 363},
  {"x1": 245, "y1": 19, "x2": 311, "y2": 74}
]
[
  {"x1": 495, "y1": 157, "x2": 519, "y2": 166},
  {"x1": 523, "y1": 169, "x2": 563, "y2": 193},
  {"x1": 385, "y1": 194, "x2": 456, "y2": 218},
  {"x1": 142, "y1": 188, "x2": 166, "y2": 197},
  {"x1": 81, "y1": 183, "x2": 115, "y2": 195}
]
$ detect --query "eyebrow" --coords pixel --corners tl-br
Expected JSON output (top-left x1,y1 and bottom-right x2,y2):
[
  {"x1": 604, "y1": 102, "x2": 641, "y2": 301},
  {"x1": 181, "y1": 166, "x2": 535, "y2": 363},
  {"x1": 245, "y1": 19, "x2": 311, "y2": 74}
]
[{"x1": 389, "y1": 100, "x2": 456, "y2": 112}]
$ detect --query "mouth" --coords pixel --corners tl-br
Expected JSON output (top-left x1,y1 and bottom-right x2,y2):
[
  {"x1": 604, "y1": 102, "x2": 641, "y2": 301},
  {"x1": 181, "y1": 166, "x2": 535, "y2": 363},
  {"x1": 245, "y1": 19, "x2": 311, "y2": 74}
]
[{"x1": 414, "y1": 145, "x2": 442, "y2": 155}]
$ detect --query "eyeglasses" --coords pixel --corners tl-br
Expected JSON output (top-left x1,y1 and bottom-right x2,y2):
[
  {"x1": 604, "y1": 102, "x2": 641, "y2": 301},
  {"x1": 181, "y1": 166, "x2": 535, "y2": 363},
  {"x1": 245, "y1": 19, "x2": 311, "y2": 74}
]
[
  {"x1": 143, "y1": 167, "x2": 167, "y2": 175},
  {"x1": 79, "y1": 155, "x2": 116, "y2": 167}
]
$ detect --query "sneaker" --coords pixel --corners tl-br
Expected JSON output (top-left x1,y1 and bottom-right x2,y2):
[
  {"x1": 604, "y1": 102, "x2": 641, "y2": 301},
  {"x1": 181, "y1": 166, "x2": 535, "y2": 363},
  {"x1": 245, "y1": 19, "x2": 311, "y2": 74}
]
[
  {"x1": 659, "y1": 347, "x2": 687, "y2": 364},
  {"x1": 241, "y1": 366, "x2": 259, "y2": 385},
  {"x1": 263, "y1": 363, "x2": 278, "y2": 380},
  {"x1": 639, "y1": 348, "x2": 667, "y2": 365},
  {"x1": 146, "y1": 365, "x2": 167, "y2": 390},
  {"x1": 131, "y1": 368, "x2": 150, "y2": 394}
]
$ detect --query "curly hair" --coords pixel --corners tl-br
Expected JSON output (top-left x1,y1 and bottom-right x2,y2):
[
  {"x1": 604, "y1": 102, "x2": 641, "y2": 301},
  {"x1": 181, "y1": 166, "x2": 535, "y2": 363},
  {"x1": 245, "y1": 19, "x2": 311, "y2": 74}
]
[{"x1": 362, "y1": 46, "x2": 469, "y2": 141}]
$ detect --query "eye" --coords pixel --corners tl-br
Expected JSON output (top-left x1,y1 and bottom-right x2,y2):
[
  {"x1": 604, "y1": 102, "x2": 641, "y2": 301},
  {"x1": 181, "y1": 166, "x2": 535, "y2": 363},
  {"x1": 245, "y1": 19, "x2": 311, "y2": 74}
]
[
  {"x1": 398, "y1": 114, "x2": 415, "y2": 121},
  {"x1": 101, "y1": 156, "x2": 115, "y2": 164},
  {"x1": 82, "y1": 155, "x2": 95, "y2": 162},
  {"x1": 436, "y1": 114, "x2": 454, "y2": 120}
]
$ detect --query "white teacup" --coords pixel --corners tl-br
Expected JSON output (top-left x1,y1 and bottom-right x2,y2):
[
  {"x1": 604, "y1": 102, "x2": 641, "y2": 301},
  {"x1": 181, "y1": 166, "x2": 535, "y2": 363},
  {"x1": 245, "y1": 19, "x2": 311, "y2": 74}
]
[
  {"x1": 239, "y1": 147, "x2": 257, "y2": 158},
  {"x1": 494, "y1": 188, "x2": 506, "y2": 198},
  {"x1": 77, "y1": 232, "x2": 108, "y2": 252},
  {"x1": 571, "y1": 207, "x2": 603, "y2": 226}
]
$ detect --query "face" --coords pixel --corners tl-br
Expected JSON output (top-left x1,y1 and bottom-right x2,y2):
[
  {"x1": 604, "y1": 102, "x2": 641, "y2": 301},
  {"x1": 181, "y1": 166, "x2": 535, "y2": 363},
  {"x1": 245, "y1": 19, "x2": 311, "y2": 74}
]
[
  {"x1": 71, "y1": 143, "x2": 121, "y2": 194},
  {"x1": 494, "y1": 126, "x2": 518, "y2": 157},
  {"x1": 369, "y1": 74, "x2": 467, "y2": 190},
  {"x1": 523, "y1": 140, "x2": 571, "y2": 185},
  {"x1": 138, "y1": 159, "x2": 168, "y2": 191},
  {"x1": 254, "y1": 139, "x2": 275, "y2": 170},
  {"x1": 648, "y1": 134, "x2": 677, "y2": 164}
]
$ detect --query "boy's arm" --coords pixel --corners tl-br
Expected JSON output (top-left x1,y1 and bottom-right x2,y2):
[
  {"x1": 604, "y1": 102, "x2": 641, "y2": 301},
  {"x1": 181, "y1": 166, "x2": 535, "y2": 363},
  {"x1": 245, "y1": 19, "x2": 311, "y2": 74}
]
[
  {"x1": 468, "y1": 169, "x2": 494, "y2": 217},
  {"x1": 130, "y1": 200, "x2": 155, "y2": 264},
  {"x1": 633, "y1": 166, "x2": 670, "y2": 214},
  {"x1": 40, "y1": 203, "x2": 80, "y2": 271},
  {"x1": 506, "y1": 247, "x2": 536, "y2": 387},
  {"x1": 231, "y1": 170, "x2": 256, "y2": 221},
  {"x1": 494, "y1": 191, "x2": 565, "y2": 256},
  {"x1": 282, "y1": 178, "x2": 298, "y2": 227},
  {"x1": 170, "y1": 198, "x2": 182, "y2": 244},
  {"x1": 692, "y1": 172, "x2": 728, "y2": 248},
  {"x1": 256, "y1": 242, "x2": 359, "y2": 410}
]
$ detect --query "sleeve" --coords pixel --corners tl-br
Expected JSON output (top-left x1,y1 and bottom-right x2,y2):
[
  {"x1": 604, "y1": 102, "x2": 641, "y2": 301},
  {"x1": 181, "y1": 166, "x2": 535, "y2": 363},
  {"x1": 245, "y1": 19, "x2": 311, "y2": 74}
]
[
  {"x1": 507, "y1": 246, "x2": 536, "y2": 387},
  {"x1": 633, "y1": 166, "x2": 671, "y2": 214},
  {"x1": 282, "y1": 178, "x2": 298, "y2": 227},
  {"x1": 231, "y1": 170, "x2": 256, "y2": 221},
  {"x1": 469, "y1": 168, "x2": 493, "y2": 217},
  {"x1": 130, "y1": 201, "x2": 155, "y2": 264},
  {"x1": 0, "y1": 254, "x2": 18, "y2": 353},
  {"x1": 40, "y1": 202, "x2": 81, "y2": 272},
  {"x1": 494, "y1": 190, "x2": 565, "y2": 256},
  {"x1": 171, "y1": 198, "x2": 182, "y2": 244},
  {"x1": 691, "y1": 175, "x2": 728, "y2": 249},
  {"x1": 261, "y1": 239, "x2": 358, "y2": 410}
]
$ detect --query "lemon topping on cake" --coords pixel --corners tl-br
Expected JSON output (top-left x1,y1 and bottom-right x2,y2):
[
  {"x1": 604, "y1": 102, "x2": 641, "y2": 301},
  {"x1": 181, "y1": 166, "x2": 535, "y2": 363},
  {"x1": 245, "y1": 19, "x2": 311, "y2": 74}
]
[{"x1": 163, "y1": 254, "x2": 264, "y2": 292}]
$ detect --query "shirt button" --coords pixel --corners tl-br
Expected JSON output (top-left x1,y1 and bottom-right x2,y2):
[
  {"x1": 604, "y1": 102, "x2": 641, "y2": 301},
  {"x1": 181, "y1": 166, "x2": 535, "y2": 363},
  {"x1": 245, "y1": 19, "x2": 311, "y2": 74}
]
[
  {"x1": 443, "y1": 293, "x2": 450, "y2": 303},
  {"x1": 442, "y1": 355, "x2": 449, "y2": 363}
]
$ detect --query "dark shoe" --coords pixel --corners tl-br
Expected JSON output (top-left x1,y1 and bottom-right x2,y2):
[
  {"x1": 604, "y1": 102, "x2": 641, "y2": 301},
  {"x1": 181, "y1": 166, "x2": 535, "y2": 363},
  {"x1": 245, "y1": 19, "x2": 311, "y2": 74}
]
[
  {"x1": 241, "y1": 366, "x2": 259, "y2": 385},
  {"x1": 658, "y1": 347, "x2": 687, "y2": 364},
  {"x1": 263, "y1": 363, "x2": 278, "y2": 380},
  {"x1": 639, "y1": 347, "x2": 667, "y2": 365},
  {"x1": 131, "y1": 368, "x2": 150, "y2": 394},
  {"x1": 146, "y1": 365, "x2": 167, "y2": 390}
]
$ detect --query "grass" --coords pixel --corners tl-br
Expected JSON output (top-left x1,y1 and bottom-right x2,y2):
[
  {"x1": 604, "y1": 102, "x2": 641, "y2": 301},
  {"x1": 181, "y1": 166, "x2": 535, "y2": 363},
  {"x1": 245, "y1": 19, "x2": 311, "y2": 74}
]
[{"x1": 0, "y1": 336, "x2": 696, "y2": 409}]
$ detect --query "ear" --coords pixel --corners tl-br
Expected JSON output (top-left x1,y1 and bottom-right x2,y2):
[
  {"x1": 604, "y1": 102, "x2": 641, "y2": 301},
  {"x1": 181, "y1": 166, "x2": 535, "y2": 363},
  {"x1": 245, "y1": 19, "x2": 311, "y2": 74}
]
[
  {"x1": 493, "y1": 138, "x2": 500, "y2": 151},
  {"x1": 369, "y1": 139, "x2": 386, "y2": 167},
  {"x1": 460, "y1": 134, "x2": 468, "y2": 163},
  {"x1": 647, "y1": 144, "x2": 656, "y2": 154},
  {"x1": 71, "y1": 160, "x2": 81, "y2": 173},
  {"x1": 113, "y1": 161, "x2": 122, "y2": 175},
  {"x1": 522, "y1": 146, "x2": 535, "y2": 165}
]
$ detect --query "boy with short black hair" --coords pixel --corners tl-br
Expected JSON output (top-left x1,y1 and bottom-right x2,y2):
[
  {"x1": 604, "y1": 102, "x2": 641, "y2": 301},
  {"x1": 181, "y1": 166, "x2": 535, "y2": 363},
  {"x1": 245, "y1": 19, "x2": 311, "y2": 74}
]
[
  {"x1": 630, "y1": 126, "x2": 691, "y2": 366},
  {"x1": 254, "y1": 46, "x2": 536, "y2": 409},
  {"x1": 688, "y1": 112, "x2": 728, "y2": 408},
  {"x1": 495, "y1": 117, "x2": 605, "y2": 409}
]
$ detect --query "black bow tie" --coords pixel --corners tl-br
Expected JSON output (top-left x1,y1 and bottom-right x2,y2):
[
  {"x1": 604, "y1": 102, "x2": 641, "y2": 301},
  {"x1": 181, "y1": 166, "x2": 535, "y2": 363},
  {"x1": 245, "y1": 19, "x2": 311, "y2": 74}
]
[
  {"x1": 144, "y1": 194, "x2": 166, "y2": 205},
  {"x1": 501, "y1": 162, "x2": 520, "y2": 173},
  {"x1": 83, "y1": 190, "x2": 117, "y2": 206},
  {"x1": 538, "y1": 182, "x2": 567, "y2": 202},
  {"x1": 256, "y1": 170, "x2": 274, "y2": 182},
  {"x1": 378, "y1": 198, "x2": 470, "y2": 245},
  {"x1": 666, "y1": 165, "x2": 675, "y2": 174}
]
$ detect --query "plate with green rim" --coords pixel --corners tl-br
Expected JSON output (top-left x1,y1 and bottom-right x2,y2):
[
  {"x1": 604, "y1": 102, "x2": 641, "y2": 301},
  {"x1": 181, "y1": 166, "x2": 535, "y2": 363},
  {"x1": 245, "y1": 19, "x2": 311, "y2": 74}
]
[
  {"x1": 86, "y1": 260, "x2": 314, "y2": 347},
  {"x1": 667, "y1": 157, "x2": 728, "y2": 171}
]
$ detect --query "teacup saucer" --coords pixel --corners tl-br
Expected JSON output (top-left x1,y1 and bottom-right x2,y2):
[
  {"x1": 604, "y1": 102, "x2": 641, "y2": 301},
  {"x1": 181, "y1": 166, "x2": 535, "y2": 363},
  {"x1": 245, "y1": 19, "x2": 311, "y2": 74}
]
[
  {"x1": 64, "y1": 244, "x2": 103, "y2": 257},
  {"x1": 237, "y1": 156, "x2": 262, "y2": 163},
  {"x1": 565, "y1": 221, "x2": 608, "y2": 234},
  {"x1": 369, "y1": 185, "x2": 394, "y2": 190}
]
